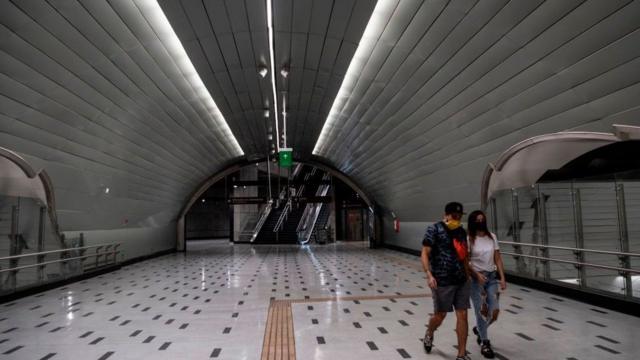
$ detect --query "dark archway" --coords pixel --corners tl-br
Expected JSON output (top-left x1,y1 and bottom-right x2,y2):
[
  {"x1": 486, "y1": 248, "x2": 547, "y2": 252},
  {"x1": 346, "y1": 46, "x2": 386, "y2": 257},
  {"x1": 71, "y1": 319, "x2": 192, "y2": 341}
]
[
  {"x1": 538, "y1": 140, "x2": 640, "y2": 182},
  {"x1": 176, "y1": 157, "x2": 379, "y2": 251}
]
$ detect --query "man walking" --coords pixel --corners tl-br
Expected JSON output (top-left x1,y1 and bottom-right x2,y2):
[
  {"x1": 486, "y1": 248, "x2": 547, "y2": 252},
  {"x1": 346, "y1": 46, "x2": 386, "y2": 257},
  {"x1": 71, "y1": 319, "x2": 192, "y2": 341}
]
[{"x1": 422, "y1": 202, "x2": 471, "y2": 360}]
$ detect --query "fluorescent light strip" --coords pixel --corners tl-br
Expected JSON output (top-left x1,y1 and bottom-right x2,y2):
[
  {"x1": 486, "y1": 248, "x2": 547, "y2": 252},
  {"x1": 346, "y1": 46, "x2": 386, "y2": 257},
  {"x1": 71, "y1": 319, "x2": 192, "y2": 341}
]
[
  {"x1": 136, "y1": 0, "x2": 244, "y2": 156},
  {"x1": 313, "y1": 0, "x2": 395, "y2": 155},
  {"x1": 267, "y1": 0, "x2": 280, "y2": 153}
]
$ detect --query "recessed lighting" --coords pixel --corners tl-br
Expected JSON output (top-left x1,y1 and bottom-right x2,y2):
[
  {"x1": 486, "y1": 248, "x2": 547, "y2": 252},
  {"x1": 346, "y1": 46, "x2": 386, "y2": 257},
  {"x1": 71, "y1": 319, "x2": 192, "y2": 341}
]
[
  {"x1": 280, "y1": 66, "x2": 289, "y2": 78},
  {"x1": 258, "y1": 65, "x2": 268, "y2": 78},
  {"x1": 105, "y1": 187, "x2": 110, "y2": 194}
]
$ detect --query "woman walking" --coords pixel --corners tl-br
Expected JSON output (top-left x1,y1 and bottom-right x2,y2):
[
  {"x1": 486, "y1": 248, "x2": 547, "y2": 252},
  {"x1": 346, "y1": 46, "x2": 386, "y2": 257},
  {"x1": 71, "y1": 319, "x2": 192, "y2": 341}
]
[{"x1": 467, "y1": 210, "x2": 506, "y2": 359}]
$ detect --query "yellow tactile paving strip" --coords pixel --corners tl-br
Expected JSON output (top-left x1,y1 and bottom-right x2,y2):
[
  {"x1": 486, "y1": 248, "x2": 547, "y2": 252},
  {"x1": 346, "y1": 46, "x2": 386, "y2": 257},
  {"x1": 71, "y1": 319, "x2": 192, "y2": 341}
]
[
  {"x1": 261, "y1": 300, "x2": 296, "y2": 360},
  {"x1": 260, "y1": 292, "x2": 431, "y2": 360}
]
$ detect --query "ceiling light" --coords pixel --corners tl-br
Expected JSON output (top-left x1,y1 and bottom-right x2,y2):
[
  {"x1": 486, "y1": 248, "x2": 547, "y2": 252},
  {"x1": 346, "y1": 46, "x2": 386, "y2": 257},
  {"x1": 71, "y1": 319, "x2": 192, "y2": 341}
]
[
  {"x1": 136, "y1": 0, "x2": 244, "y2": 156},
  {"x1": 264, "y1": 109, "x2": 270, "y2": 118},
  {"x1": 313, "y1": 0, "x2": 394, "y2": 155},
  {"x1": 280, "y1": 66, "x2": 289, "y2": 78},
  {"x1": 258, "y1": 65, "x2": 268, "y2": 78}
]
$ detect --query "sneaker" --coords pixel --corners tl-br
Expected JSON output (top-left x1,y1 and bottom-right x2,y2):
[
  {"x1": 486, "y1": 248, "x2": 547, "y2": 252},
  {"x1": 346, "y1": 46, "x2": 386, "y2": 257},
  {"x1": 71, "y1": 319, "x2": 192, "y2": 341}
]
[
  {"x1": 480, "y1": 340, "x2": 495, "y2": 359},
  {"x1": 455, "y1": 355, "x2": 472, "y2": 360},
  {"x1": 423, "y1": 331, "x2": 434, "y2": 353},
  {"x1": 472, "y1": 326, "x2": 481, "y2": 345}
]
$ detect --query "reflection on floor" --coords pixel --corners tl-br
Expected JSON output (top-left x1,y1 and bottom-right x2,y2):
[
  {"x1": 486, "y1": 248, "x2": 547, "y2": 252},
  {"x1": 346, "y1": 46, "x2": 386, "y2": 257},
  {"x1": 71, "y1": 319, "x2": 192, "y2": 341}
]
[{"x1": 0, "y1": 242, "x2": 638, "y2": 359}]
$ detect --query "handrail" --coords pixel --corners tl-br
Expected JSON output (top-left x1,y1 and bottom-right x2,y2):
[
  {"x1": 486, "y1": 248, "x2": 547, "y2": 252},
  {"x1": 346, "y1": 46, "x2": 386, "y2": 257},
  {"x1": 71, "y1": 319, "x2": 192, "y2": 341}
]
[
  {"x1": 0, "y1": 249, "x2": 119, "y2": 273},
  {"x1": 292, "y1": 163, "x2": 303, "y2": 179},
  {"x1": 273, "y1": 199, "x2": 291, "y2": 232},
  {"x1": 0, "y1": 243, "x2": 121, "y2": 261},
  {"x1": 501, "y1": 251, "x2": 640, "y2": 274},
  {"x1": 298, "y1": 173, "x2": 331, "y2": 244},
  {"x1": 499, "y1": 241, "x2": 640, "y2": 258},
  {"x1": 250, "y1": 200, "x2": 273, "y2": 242}
]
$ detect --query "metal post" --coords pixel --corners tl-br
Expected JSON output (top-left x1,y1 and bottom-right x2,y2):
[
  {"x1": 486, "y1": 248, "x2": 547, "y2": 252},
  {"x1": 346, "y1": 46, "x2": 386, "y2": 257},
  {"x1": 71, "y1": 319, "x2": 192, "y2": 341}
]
[
  {"x1": 511, "y1": 189, "x2": 526, "y2": 273},
  {"x1": 60, "y1": 233, "x2": 67, "y2": 277},
  {"x1": 37, "y1": 206, "x2": 46, "y2": 283},
  {"x1": 615, "y1": 183, "x2": 632, "y2": 298},
  {"x1": 95, "y1": 246, "x2": 103, "y2": 269},
  {"x1": 104, "y1": 245, "x2": 111, "y2": 266},
  {"x1": 538, "y1": 189, "x2": 551, "y2": 280},
  {"x1": 8, "y1": 205, "x2": 19, "y2": 290},
  {"x1": 490, "y1": 198, "x2": 498, "y2": 235},
  {"x1": 571, "y1": 187, "x2": 587, "y2": 288},
  {"x1": 79, "y1": 233, "x2": 85, "y2": 272}
]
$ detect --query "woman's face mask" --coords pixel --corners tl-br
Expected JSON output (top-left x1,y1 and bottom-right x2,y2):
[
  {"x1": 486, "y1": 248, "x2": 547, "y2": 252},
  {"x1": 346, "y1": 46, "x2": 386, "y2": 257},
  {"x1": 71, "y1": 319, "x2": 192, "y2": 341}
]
[{"x1": 473, "y1": 215, "x2": 488, "y2": 232}]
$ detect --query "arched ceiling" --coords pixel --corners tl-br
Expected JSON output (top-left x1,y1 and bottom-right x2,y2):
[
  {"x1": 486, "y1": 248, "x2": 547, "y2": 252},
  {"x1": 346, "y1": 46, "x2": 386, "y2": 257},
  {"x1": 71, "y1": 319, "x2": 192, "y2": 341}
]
[
  {"x1": 2, "y1": 0, "x2": 640, "y2": 230},
  {"x1": 158, "y1": 0, "x2": 376, "y2": 158}
]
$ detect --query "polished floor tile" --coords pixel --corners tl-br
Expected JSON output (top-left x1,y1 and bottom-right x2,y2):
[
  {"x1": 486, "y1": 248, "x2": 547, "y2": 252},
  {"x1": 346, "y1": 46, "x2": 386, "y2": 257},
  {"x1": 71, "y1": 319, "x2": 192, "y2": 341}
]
[{"x1": 0, "y1": 240, "x2": 637, "y2": 359}]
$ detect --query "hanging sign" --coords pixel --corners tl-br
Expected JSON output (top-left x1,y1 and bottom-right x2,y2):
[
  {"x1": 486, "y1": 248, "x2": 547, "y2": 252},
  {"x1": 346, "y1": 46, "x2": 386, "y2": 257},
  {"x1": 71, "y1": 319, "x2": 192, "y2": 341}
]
[{"x1": 279, "y1": 148, "x2": 293, "y2": 168}]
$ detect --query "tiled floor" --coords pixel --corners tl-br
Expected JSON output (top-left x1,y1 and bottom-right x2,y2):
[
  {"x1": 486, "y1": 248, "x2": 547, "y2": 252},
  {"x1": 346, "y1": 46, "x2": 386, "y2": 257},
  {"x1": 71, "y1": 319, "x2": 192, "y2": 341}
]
[{"x1": 0, "y1": 241, "x2": 638, "y2": 359}]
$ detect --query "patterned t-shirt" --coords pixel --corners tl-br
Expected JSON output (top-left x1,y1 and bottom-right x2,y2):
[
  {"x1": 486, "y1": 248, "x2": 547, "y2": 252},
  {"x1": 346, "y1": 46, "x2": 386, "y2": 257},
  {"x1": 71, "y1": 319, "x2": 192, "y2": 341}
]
[{"x1": 422, "y1": 222, "x2": 468, "y2": 286}]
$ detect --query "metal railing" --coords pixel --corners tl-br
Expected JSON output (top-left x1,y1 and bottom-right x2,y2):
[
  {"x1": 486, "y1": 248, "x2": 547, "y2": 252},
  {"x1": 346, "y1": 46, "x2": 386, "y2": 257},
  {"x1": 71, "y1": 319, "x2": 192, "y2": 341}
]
[
  {"x1": 499, "y1": 241, "x2": 640, "y2": 274},
  {"x1": 490, "y1": 178, "x2": 640, "y2": 300},
  {"x1": 297, "y1": 174, "x2": 331, "y2": 244},
  {"x1": 0, "y1": 243, "x2": 120, "y2": 273},
  {"x1": 250, "y1": 200, "x2": 273, "y2": 242},
  {"x1": 0, "y1": 242, "x2": 121, "y2": 293},
  {"x1": 273, "y1": 199, "x2": 291, "y2": 232}
]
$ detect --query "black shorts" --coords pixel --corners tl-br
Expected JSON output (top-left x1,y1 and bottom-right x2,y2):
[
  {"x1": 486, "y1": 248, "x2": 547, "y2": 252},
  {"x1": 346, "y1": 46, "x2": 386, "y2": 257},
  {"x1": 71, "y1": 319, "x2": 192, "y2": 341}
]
[{"x1": 432, "y1": 280, "x2": 471, "y2": 313}]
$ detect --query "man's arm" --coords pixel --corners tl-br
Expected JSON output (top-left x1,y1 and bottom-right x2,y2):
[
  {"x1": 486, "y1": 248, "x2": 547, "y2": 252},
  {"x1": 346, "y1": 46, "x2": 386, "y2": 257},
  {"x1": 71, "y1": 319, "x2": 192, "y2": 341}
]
[
  {"x1": 422, "y1": 246, "x2": 437, "y2": 289},
  {"x1": 463, "y1": 255, "x2": 472, "y2": 280}
]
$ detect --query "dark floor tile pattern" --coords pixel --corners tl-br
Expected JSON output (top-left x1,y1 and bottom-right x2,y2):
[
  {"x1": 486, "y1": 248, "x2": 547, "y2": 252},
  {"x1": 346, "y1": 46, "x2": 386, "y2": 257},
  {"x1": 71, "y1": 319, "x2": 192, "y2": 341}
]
[
  {"x1": 97, "y1": 351, "x2": 114, "y2": 360},
  {"x1": 595, "y1": 344, "x2": 621, "y2": 354},
  {"x1": 3, "y1": 345, "x2": 23, "y2": 355},
  {"x1": 210, "y1": 348, "x2": 222, "y2": 358},
  {"x1": 397, "y1": 348, "x2": 411, "y2": 358}
]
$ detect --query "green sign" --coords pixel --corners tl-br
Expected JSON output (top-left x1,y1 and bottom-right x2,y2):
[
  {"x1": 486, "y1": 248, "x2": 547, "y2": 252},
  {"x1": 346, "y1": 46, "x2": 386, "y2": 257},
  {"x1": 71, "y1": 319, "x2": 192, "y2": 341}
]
[{"x1": 279, "y1": 148, "x2": 293, "y2": 168}]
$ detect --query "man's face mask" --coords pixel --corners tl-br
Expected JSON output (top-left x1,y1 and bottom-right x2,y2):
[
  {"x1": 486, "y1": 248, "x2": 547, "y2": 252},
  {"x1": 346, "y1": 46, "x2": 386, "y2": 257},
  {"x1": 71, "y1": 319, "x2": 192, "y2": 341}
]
[{"x1": 446, "y1": 214, "x2": 462, "y2": 230}]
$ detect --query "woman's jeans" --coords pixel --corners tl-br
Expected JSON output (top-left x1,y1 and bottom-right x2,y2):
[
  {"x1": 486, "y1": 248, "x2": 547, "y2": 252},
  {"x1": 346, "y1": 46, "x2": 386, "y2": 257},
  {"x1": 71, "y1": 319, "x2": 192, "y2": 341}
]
[{"x1": 471, "y1": 271, "x2": 500, "y2": 341}]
